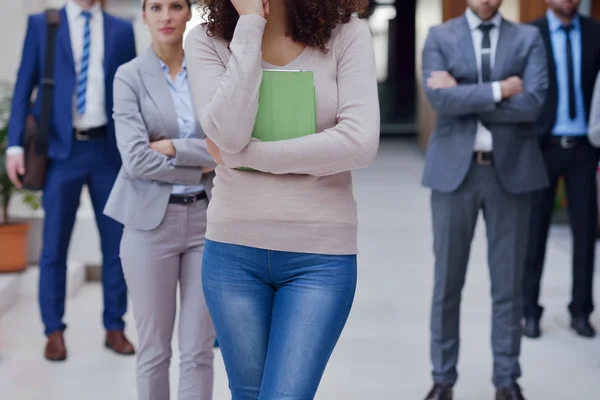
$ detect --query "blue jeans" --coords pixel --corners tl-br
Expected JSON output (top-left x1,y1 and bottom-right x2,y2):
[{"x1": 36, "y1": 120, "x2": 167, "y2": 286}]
[{"x1": 202, "y1": 240, "x2": 357, "y2": 400}]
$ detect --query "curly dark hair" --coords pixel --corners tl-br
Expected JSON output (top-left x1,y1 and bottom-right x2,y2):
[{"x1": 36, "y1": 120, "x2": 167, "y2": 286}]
[{"x1": 198, "y1": 0, "x2": 369, "y2": 52}]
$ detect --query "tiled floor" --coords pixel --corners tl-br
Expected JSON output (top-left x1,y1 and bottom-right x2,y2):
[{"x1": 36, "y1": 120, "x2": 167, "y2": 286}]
[{"x1": 1, "y1": 138, "x2": 599, "y2": 399}]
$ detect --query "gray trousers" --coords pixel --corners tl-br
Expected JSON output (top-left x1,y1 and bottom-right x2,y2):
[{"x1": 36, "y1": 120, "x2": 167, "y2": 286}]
[
  {"x1": 429, "y1": 163, "x2": 530, "y2": 389},
  {"x1": 121, "y1": 200, "x2": 215, "y2": 400}
]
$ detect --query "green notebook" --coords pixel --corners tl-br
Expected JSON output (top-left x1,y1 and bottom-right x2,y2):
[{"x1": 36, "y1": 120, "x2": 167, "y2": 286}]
[{"x1": 237, "y1": 69, "x2": 317, "y2": 171}]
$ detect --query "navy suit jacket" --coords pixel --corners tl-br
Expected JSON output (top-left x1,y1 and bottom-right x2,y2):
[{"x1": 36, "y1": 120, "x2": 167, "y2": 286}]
[{"x1": 8, "y1": 7, "x2": 136, "y2": 164}]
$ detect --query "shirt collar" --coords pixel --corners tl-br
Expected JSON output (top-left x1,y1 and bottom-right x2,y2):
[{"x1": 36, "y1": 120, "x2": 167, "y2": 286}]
[
  {"x1": 66, "y1": 0, "x2": 102, "y2": 20},
  {"x1": 465, "y1": 7, "x2": 502, "y2": 31},
  {"x1": 546, "y1": 9, "x2": 580, "y2": 32},
  {"x1": 159, "y1": 58, "x2": 187, "y2": 75}
]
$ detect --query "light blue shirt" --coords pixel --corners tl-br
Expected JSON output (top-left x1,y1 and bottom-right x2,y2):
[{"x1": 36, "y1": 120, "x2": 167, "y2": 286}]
[
  {"x1": 160, "y1": 59, "x2": 205, "y2": 195},
  {"x1": 547, "y1": 10, "x2": 588, "y2": 136}
]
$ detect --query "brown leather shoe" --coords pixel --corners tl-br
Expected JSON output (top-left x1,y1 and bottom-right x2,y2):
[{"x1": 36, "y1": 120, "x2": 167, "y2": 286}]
[
  {"x1": 45, "y1": 331, "x2": 67, "y2": 362},
  {"x1": 424, "y1": 383, "x2": 453, "y2": 400},
  {"x1": 105, "y1": 330, "x2": 135, "y2": 355}
]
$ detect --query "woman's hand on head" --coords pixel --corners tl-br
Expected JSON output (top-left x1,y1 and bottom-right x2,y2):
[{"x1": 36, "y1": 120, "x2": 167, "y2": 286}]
[{"x1": 231, "y1": 0, "x2": 269, "y2": 18}]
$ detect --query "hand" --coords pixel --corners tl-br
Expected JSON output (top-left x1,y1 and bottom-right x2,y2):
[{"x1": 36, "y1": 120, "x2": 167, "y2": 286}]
[
  {"x1": 231, "y1": 0, "x2": 269, "y2": 18},
  {"x1": 6, "y1": 153, "x2": 25, "y2": 189},
  {"x1": 500, "y1": 76, "x2": 523, "y2": 99},
  {"x1": 427, "y1": 71, "x2": 457, "y2": 89},
  {"x1": 205, "y1": 137, "x2": 224, "y2": 166},
  {"x1": 201, "y1": 167, "x2": 215, "y2": 174},
  {"x1": 149, "y1": 139, "x2": 176, "y2": 157}
]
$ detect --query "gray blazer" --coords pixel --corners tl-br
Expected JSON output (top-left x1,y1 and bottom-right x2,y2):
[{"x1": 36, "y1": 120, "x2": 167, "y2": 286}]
[
  {"x1": 104, "y1": 47, "x2": 217, "y2": 231},
  {"x1": 421, "y1": 16, "x2": 549, "y2": 195},
  {"x1": 588, "y1": 72, "x2": 600, "y2": 147}
]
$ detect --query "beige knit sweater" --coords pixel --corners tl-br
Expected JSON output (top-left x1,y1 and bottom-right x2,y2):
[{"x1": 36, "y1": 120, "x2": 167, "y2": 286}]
[{"x1": 184, "y1": 14, "x2": 380, "y2": 255}]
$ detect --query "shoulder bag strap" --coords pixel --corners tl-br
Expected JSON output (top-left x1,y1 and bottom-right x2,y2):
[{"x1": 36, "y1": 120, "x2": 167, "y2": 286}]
[{"x1": 36, "y1": 9, "x2": 60, "y2": 153}]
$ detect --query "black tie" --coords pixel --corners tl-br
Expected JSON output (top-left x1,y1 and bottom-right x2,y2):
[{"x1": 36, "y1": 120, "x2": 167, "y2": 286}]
[
  {"x1": 479, "y1": 23, "x2": 494, "y2": 82},
  {"x1": 561, "y1": 24, "x2": 577, "y2": 120}
]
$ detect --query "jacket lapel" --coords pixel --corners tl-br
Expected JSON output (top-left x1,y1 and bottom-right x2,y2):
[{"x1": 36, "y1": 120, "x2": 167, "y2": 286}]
[
  {"x1": 492, "y1": 20, "x2": 512, "y2": 81},
  {"x1": 457, "y1": 17, "x2": 479, "y2": 82},
  {"x1": 579, "y1": 16, "x2": 594, "y2": 90},
  {"x1": 57, "y1": 7, "x2": 75, "y2": 72},
  {"x1": 140, "y1": 47, "x2": 179, "y2": 139},
  {"x1": 539, "y1": 17, "x2": 557, "y2": 84},
  {"x1": 102, "y1": 13, "x2": 112, "y2": 81}
]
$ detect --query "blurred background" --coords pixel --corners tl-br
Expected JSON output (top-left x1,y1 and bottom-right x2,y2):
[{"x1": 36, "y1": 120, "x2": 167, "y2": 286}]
[{"x1": 1, "y1": 1, "x2": 599, "y2": 399}]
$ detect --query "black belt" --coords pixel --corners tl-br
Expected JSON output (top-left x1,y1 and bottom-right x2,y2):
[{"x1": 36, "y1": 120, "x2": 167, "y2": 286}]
[
  {"x1": 549, "y1": 135, "x2": 588, "y2": 149},
  {"x1": 169, "y1": 191, "x2": 207, "y2": 205},
  {"x1": 73, "y1": 125, "x2": 107, "y2": 140},
  {"x1": 473, "y1": 151, "x2": 493, "y2": 165}
]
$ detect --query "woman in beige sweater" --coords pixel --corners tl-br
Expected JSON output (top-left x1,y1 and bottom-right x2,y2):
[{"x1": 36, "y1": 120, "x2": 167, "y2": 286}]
[{"x1": 184, "y1": 0, "x2": 380, "y2": 397}]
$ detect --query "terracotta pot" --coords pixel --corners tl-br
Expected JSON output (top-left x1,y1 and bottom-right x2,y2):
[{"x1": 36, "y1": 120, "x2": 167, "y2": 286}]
[{"x1": 0, "y1": 223, "x2": 29, "y2": 273}]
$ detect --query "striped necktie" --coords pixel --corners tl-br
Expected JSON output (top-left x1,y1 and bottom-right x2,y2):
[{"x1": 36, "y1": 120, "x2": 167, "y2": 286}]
[
  {"x1": 478, "y1": 23, "x2": 493, "y2": 83},
  {"x1": 77, "y1": 11, "x2": 92, "y2": 116}
]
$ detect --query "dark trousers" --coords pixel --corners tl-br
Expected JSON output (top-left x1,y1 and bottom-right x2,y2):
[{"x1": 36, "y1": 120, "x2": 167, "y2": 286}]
[
  {"x1": 523, "y1": 137, "x2": 599, "y2": 320},
  {"x1": 39, "y1": 137, "x2": 127, "y2": 336},
  {"x1": 430, "y1": 163, "x2": 530, "y2": 389}
]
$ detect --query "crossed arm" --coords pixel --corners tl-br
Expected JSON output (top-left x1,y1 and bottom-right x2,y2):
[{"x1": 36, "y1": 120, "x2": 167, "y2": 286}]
[
  {"x1": 422, "y1": 26, "x2": 548, "y2": 123},
  {"x1": 112, "y1": 72, "x2": 216, "y2": 184}
]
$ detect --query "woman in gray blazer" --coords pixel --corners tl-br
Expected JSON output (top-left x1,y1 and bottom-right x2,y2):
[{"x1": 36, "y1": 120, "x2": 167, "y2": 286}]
[
  {"x1": 103, "y1": 1, "x2": 216, "y2": 399},
  {"x1": 590, "y1": 72, "x2": 600, "y2": 147}
]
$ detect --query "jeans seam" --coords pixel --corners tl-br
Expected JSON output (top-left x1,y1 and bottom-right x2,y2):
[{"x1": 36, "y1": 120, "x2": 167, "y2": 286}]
[{"x1": 267, "y1": 250, "x2": 273, "y2": 282}]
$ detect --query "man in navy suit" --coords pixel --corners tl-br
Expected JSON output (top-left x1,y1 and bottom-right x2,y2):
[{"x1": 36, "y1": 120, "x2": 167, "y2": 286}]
[{"x1": 5, "y1": 0, "x2": 136, "y2": 361}]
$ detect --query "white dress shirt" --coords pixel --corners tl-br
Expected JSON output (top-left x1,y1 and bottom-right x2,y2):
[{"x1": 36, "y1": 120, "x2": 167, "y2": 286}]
[
  {"x1": 465, "y1": 8, "x2": 503, "y2": 152},
  {"x1": 6, "y1": 0, "x2": 106, "y2": 155}
]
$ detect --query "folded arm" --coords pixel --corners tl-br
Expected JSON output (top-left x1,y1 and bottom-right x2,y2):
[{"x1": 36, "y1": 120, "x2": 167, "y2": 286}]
[
  {"x1": 7, "y1": 16, "x2": 39, "y2": 149},
  {"x1": 588, "y1": 73, "x2": 600, "y2": 147},
  {"x1": 112, "y1": 71, "x2": 203, "y2": 184},
  {"x1": 422, "y1": 27, "x2": 496, "y2": 117},
  {"x1": 170, "y1": 138, "x2": 217, "y2": 168},
  {"x1": 477, "y1": 30, "x2": 548, "y2": 124},
  {"x1": 219, "y1": 19, "x2": 380, "y2": 177},
  {"x1": 184, "y1": 15, "x2": 265, "y2": 154}
]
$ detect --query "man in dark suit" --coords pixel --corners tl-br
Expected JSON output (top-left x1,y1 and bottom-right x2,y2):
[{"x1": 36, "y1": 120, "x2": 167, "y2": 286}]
[
  {"x1": 5, "y1": 0, "x2": 137, "y2": 361},
  {"x1": 421, "y1": 0, "x2": 549, "y2": 398},
  {"x1": 523, "y1": 0, "x2": 600, "y2": 339}
]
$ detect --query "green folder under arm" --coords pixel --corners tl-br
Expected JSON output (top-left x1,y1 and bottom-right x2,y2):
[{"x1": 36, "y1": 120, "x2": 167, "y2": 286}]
[{"x1": 237, "y1": 69, "x2": 317, "y2": 171}]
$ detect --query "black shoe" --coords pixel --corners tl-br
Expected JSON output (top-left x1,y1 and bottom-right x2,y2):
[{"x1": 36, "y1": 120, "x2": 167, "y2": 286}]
[
  {"x1": 570, "y1": 317, "x2": 596, "y2": 338},
  {"x1": 424, "y1": 383, "x2": 453, "y2": 400},
  {"x1": 496, "y1": 383, "x2": 525, "y2": 400},
  {"x1": 522, "y1": 318, "x2": 541, "y2": 339}
]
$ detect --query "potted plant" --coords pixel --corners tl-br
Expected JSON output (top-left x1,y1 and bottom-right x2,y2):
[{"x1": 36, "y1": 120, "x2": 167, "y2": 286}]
[{"x1": 0, "y1": 89, "x2": 40, "y2": 273}]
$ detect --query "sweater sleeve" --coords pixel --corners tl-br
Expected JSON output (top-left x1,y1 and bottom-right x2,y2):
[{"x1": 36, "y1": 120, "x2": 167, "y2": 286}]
[
  {"x1": 588, "y1": 72, "x2": 600, "y2": 148},
  {"x1": 219, "y1": 18, "x2": 381, "y2": 177},
  {"x1": 184, "y1": 15, "x2": 266, "y2": 154}
]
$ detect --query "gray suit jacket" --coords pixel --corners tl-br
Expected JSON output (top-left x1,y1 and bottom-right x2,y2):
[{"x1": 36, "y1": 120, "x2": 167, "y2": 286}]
[
  {"x1": 104, "y1": 47, "x2": 217, "y2": 231},
  {"x1": 421, "y1": 15, "x2": 549, "y2": 195},
  {"x1": 588, "y1": 72, "x2": 600, "y2": 147}
]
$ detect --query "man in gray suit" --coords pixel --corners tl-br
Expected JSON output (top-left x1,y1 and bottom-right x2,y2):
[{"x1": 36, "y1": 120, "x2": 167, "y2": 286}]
[{"x1": 420, "y1": 1, "x2": 549, "y2": 399}]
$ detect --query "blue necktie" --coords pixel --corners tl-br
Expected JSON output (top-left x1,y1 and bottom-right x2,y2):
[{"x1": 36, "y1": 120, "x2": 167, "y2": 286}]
[{"x1": 77, "y1": 11, "x2": 92, "y2": 116}]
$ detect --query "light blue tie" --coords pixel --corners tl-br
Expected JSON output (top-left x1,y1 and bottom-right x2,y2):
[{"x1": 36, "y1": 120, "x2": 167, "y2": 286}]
[{"x1": 76, "y1": 11, "x2": 92, "y2": 116}]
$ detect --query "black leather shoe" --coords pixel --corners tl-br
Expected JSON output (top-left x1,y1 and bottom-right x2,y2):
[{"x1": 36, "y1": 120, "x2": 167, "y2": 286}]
[
  {"x1": 424, "y1": 383, "x2": 453, "y2": 400},
  {"x1": 496, "y1": 383, "x2": 526, "y2": 400},
  {"x1": 522, "y1": 318, "x2": 541, "y2": 339},
  {"x1": 570, "y1": 317, "x2": 596, "y2": 338}
]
